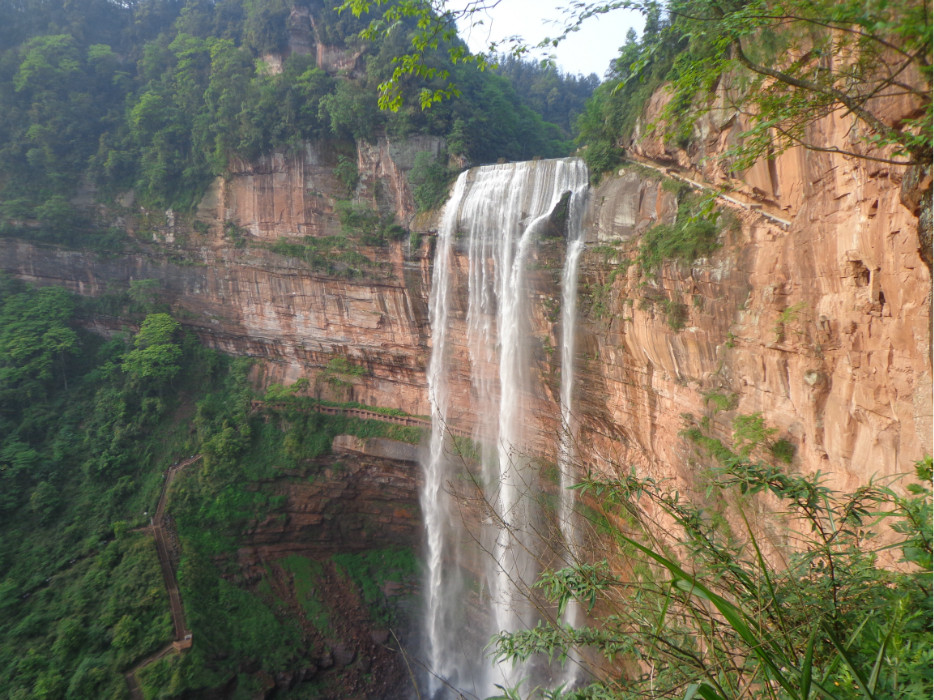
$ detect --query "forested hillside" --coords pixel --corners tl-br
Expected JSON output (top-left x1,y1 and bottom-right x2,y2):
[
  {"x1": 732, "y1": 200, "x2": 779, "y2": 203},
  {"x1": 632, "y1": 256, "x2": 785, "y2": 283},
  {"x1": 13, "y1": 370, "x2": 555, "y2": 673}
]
[
  {"x1": 493, "y1": 56, "x2": 600, "y2": 139},
  {"x1": 0, "y1": 0, "x2": 583, "y2": 236},
  {"x1": 0, "y1": 276, "x2": 428, "y2": 698}
]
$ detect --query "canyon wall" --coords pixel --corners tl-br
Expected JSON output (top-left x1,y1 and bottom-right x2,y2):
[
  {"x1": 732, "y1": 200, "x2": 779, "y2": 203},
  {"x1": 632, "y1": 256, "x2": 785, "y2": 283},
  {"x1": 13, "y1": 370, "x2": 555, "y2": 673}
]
[
  {"x1": 0, "y1": 134, "x2": 438, "y2": 417},
  {"x1": 573, "y1": 93, "x2": 931, "y2": 496},
  {"x1": 0, "y1": 96, "x2": 929, "y2": 497}
]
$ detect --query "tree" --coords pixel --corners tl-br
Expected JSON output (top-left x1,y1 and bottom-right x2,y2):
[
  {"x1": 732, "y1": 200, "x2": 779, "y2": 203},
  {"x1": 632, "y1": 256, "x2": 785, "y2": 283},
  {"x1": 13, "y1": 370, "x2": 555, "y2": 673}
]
[
  {"x1": 339, "y1": 0, "x2": 931, "y2": 167},
  {"x1": 652, "y1": 0, "x2": 930, "y2": 167},
  {"x1": 121, "y1": 312, "x2": 182, "y2": 384},
  {"x1": 338, "y1": 0, "x2": 506, "y2": 110},
  {"x1": 0, "y1": 281, "x2": 78, "y2": 404}
]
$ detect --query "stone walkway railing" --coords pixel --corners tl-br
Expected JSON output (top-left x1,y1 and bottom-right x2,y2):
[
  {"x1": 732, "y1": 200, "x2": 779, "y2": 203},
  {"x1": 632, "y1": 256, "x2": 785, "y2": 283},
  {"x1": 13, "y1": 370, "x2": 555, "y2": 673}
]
[{"x1": 626, "y1": 156, "x2": 792, "y2": 229}]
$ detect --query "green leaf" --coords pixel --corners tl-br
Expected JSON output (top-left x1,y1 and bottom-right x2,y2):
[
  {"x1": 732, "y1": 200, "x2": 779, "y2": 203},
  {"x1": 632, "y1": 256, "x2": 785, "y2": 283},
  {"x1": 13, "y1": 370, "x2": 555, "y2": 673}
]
[
  {"x1": 801, "y1": 626, "x2": 817, "y2": 700},
  {"x1": 868, "y1": 610, "x2": 900, "y2": 693},
  {"x1": 620, "y1": 533, "x2": 800, "y2": 697},
  {"x1": 823, "y1": 622, "x2": 879, "y2": 700}
]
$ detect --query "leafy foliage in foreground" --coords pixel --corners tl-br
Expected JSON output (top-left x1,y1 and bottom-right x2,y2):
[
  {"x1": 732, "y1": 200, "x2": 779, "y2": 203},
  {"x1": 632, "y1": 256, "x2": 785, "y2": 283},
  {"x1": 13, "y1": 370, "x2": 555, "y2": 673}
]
[
  {"x1": 493, "y1": 442, "x2": 932, "y2": 699},
  {"x1": 575, "y1": 0, "x2": 930, "y2": 171}
]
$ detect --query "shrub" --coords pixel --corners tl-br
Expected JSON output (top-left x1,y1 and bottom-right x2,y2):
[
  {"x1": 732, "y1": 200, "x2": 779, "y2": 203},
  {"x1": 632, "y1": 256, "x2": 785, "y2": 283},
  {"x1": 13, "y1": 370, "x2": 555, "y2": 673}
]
[
  {"x1": 493, "y1": 457, "x2": 934, "y2": 699},
  {"x1": 769, "y1": 437, "x2": 796, "y2": 464},
  {"x1": 408, "y1": 151, "x2": 455, "y2": 212},
  {"x1": 637, "y1": 192, "x2": 721, "y2": 275}
]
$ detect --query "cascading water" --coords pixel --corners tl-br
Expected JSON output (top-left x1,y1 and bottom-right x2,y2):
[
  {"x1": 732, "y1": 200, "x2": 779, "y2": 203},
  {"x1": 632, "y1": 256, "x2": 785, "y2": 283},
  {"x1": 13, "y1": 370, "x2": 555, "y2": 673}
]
[
  {"x1": 557, "y1": 179, "x2": 589, "y2": 690},
  {"x1": 423, "y1": 157, "x2": 589, "y2": 698}
]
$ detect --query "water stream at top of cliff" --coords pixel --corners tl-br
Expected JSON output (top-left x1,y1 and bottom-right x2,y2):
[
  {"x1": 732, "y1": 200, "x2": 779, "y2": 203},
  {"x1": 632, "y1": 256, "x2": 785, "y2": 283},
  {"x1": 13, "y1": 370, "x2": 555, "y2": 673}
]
[{"x1": 423, "y1": 157, "x2": 589, "y2": 697}]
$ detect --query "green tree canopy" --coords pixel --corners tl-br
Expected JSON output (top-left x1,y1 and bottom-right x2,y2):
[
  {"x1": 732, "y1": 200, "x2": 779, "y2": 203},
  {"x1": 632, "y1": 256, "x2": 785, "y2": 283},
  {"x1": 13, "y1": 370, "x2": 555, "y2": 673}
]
[
  {"x1": 342, "y1": 0, "x2": 931, "y2": 168},
  {"x1": 0, "y1": 279, "x2": 78, "y2": 405},
  {"x1": 121, "y1": 312, "x2": 182, "y2": 384}
]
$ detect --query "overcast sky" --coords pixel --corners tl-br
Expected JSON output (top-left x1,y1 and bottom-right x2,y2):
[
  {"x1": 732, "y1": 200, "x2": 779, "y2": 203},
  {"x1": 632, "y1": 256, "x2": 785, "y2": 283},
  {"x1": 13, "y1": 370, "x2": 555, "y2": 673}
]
[{"x1": 449, "y1": 1, "x2": 644, "y2": 78}]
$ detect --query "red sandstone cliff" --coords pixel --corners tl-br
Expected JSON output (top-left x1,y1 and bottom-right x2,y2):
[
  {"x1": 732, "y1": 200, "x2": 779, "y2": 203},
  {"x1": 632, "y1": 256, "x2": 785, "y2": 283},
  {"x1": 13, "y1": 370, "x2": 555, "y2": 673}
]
[
  {"x1": 0, "y1": 88, "x2": 928, "y2": 497},
  {"x1": 572, "y1": 88, "x2": 931, "y2": 499}
]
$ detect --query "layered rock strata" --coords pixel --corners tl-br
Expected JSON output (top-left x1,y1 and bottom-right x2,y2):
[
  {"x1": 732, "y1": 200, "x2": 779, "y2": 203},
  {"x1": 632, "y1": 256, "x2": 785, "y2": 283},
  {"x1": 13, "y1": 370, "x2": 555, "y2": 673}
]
[
  {"x1": 1, "y1": 101, "x2": 929, "y2": 500},
  {"x1": 577, "y1": 100, "x2": 932, "y2": 491}
]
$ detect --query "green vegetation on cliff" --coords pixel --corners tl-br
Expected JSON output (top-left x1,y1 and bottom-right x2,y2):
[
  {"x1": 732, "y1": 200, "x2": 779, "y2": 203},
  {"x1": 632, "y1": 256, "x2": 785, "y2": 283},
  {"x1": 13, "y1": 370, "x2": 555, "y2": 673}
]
[
  {"x1": 0, "y1": 0, "x2": 578, "y2": 235},
  {"x1": 575, "y1": 0, "x2": 932, "y2": 174},
  {"x1": 0, "y1": 278, "x2": 420, "y2": 698},
  {"x1": 493, "y1": 430, "x2": 933, "y2": 699}
]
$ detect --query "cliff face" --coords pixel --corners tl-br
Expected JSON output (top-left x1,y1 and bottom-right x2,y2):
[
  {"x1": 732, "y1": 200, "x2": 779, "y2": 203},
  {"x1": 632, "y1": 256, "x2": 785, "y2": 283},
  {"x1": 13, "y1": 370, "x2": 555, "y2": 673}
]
[
  {"x1": 0, "y1": 99, "x2": 929, "y2": 492},
  {"x1": 1, "y1": 236, "x2": 431, "y2": 413},
  {"x1": 229, "y1": 445, "x2": 422, "y2": 698},
  {"x1": 577, "y1": 93, "x2": 932, "y2": 491},
  {"x1": 1, "y1": 135, "x2": 438, "y2": 416}
]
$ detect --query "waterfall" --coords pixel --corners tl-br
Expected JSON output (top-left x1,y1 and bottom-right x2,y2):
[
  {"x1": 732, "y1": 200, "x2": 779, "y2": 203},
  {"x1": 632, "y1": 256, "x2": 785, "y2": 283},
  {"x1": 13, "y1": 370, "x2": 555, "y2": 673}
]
[
  {"x1": 557, "y1": 174, "x2": 589, "y2": 690},
  {"x1": 422, "y1": 173, "x2": 467, "y2": 693},
  {"x1": 423, "y1": 157, "x2": 588, "y2": 697}
]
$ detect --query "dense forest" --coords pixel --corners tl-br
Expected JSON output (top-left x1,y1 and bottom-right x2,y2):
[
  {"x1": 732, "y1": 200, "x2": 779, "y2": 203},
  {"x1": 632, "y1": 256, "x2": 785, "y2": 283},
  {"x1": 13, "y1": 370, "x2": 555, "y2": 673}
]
[
  {"x1": 0, "y1": 0, "x2": 581, "y2": 235},
  {"x1": 493, "y1": 56, "x2": 600, "y2": 140},
  {"x1": 0, "y1": 276, "x2": 428, "y2": 698}
]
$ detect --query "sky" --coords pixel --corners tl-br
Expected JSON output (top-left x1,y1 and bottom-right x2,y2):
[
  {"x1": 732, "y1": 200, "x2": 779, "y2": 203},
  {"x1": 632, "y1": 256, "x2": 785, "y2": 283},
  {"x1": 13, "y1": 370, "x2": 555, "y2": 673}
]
[{"x1": 448, "y1": 1, "x2": 644, "y2": 78}]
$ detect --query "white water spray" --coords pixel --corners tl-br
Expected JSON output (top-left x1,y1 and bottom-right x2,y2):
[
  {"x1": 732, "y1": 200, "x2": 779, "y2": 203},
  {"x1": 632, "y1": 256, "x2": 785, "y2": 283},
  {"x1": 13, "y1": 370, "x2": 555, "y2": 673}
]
[
  {"x1": 557, "y1": 173, "x2": 589, "y2": 690},
  {"x1": 422, "y1": 158, "x2": 588, "y2": 697},
  {"x1": 422, "y1": 173, "x2": 467, "y2": 694}
]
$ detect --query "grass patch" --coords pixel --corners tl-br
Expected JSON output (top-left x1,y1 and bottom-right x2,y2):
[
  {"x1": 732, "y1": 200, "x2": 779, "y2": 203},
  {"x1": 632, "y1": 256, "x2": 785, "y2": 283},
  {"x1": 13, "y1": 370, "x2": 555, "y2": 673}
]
[
  {"x1": 331, "y1": 548, "x2": 417, "y2": 626},
  {"x1": 279, "y1": 556, "x2": 332, "y2": 634},
  {"x1": 336, "y1": 200, "x2": 407, "y2": 246},
  {"x1": 702, "y1": 391, "x2": 738, "y2": 413},
  {"x1": 266, "y1": 234, "x2": 383, "y2": 279},
  {"x1": 661, "y1": 297, "x2": 689, "y2": 331}
]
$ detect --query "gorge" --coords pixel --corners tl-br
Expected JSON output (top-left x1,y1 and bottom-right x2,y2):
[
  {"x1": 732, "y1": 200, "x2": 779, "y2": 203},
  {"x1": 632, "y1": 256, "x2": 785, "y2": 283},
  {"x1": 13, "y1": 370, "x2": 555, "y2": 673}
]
[
  {"x1": 0, "y1": 1, "x2": 930, "y2": 698},
  {"x1": 2, "y1": 114, "x2": 929, "y2": 694}
]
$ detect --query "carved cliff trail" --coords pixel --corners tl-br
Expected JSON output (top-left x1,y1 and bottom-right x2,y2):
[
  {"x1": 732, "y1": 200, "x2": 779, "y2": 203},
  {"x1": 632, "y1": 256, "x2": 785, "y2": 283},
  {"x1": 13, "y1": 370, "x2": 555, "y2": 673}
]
[{"x1": 124, "y1": 456, "x2": 199, "y2": 699}]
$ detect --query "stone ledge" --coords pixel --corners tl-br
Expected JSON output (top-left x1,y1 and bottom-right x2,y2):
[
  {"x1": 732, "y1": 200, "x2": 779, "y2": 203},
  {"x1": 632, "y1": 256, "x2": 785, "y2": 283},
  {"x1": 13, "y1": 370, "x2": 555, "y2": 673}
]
[{"x1": 332, "y1": 435, "x2": 422, "y2": 463}]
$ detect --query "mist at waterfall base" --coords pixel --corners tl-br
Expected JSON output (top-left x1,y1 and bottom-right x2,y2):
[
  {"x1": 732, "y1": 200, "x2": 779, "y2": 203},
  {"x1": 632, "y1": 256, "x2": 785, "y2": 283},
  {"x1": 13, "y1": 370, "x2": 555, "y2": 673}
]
[{"x1": 420, "y1": 158, "x2": 590, "y2": 697}]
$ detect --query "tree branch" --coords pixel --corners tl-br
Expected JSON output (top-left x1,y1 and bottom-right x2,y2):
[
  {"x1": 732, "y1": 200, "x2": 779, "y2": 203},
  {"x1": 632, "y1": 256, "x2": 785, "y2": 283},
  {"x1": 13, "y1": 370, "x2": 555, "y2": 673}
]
[
  {"x1": 770, "y1": 123, "x2": 917, "y2": 165},
  {"x1": 731, "y1": 41, "x2": 918, "y2": 159}
]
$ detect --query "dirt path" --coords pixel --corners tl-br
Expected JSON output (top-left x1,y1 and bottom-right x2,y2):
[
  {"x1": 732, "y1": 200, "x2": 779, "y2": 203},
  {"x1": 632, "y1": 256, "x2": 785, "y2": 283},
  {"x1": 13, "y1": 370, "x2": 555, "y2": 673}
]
[{"x1": 123, "y1": 455, "x2": 200, "y2": 698}]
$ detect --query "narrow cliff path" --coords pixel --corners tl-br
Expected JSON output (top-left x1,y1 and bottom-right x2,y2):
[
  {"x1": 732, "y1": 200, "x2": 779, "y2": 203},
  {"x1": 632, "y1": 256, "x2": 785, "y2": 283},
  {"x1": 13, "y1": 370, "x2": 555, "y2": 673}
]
[
  {"x1": 123, "y1": 455, "x2": 200, "y2": 699},
  {"x1": 253, "y1": 400, "x2": 473, "y2": 439},
  {"x1": 124, "y1": 643, "x2": 177, "y2": 700},
  {"x1": 625, "y1": 155, "x2": 792, "y2": 229}
]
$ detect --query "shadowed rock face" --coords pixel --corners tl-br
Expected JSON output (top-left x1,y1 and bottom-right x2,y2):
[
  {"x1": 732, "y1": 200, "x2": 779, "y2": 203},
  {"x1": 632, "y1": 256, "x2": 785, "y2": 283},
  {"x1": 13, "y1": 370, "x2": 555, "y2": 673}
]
[
  {"x1": 231, "y1": 448, "x2": 422, "y2": 700},
  {"x1": 1, "y1": 107, "x2": 929, "y2": 514}
]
